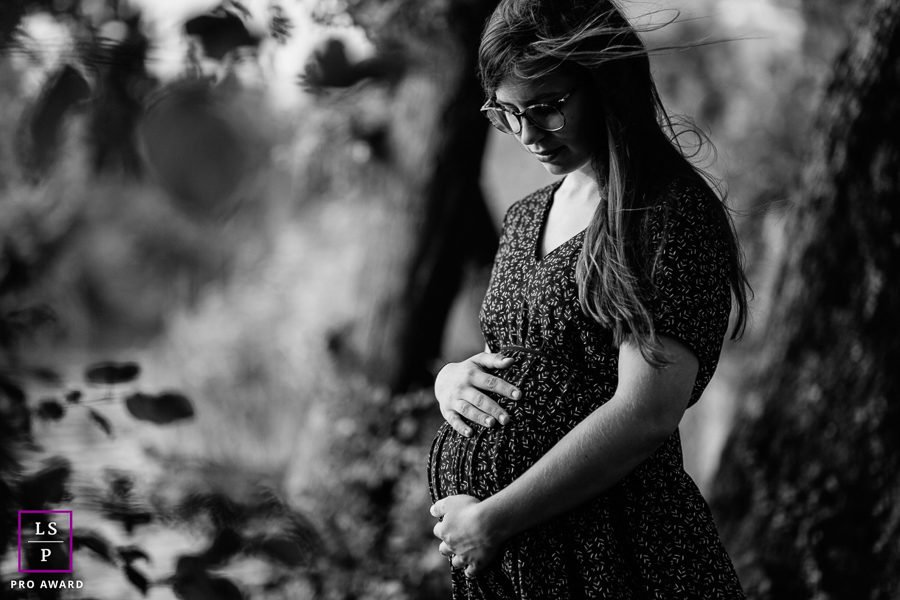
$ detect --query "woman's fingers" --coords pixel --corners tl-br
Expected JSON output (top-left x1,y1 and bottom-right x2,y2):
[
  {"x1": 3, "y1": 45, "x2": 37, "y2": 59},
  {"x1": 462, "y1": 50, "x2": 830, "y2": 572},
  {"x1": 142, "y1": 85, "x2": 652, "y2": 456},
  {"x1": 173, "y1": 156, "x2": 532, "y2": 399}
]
[
  {"x1": 453, "y1": 398, "x2": 499, "y2": 428},
  {"x1": 451, "y1": 554, "x2": 467, "y2": 570},
  {"x1": 472, "y1": 351, "x2": 517, "y2": 370},
  {"x1": 469, "y1": 365, "x2": 521, "y2": 401},
  {"x1": 443, "y1": 410, "x2": 473, "y2": 437},
  {"x1": 435, "y1": 352, "x2": 521, "y2": 433},
  {"x1": 438, "y1": 541, "x2": 453, "y2": 557},
  {"x1": 462, "y1": 389, "x2": 511, "y2": 426}
]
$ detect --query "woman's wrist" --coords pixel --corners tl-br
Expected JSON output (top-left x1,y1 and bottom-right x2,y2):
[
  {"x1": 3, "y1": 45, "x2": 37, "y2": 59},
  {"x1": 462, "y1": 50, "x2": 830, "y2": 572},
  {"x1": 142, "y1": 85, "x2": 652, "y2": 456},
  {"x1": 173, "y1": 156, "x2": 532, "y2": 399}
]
[
  {"x1": 431, "y1": 358, "x2": 452, "y2": 380},
  {"x1": 477, "y1": 493, "x2": 519, "y2": 544}
]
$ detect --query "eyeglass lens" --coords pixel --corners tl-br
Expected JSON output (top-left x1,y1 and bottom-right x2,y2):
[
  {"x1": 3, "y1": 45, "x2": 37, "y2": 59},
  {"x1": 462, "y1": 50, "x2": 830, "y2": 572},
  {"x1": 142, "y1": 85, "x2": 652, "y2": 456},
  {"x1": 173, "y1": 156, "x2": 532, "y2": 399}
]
[{"x1": 485, "y1": 105, "x2": 565, "y2": 135}]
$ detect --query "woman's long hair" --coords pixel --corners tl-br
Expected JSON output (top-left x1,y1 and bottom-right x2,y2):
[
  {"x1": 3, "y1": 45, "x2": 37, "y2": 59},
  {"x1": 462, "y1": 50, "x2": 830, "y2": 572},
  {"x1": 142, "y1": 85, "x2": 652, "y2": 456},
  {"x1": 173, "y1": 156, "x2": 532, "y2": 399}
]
[{"x1": 478, "y1": 0, "x2": 749, "y2": 366}]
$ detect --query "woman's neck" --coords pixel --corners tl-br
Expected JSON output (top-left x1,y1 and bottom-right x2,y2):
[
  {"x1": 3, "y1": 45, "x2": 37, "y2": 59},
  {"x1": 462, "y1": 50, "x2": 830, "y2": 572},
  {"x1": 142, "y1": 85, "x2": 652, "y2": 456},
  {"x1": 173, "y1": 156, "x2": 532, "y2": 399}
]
[{"x1": 557, "y1": 164, "x2": 604, "y2": 207}]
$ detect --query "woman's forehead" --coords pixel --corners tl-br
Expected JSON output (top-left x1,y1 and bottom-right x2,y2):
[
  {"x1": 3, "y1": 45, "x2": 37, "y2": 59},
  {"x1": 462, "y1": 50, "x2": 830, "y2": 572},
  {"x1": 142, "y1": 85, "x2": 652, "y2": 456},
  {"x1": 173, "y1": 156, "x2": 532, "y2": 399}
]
[{"x1": 494, "y1": 72, "x2": 575, "y2": 105}]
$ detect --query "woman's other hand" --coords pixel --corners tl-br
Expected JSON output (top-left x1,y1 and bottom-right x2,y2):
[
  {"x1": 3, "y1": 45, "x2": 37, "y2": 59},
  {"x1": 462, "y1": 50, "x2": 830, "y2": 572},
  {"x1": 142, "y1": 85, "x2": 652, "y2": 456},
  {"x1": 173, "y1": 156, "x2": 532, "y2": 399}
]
[
  {"x1": 435, "y1": 351, "x2": 520, "y2": 436},
  {"x1": 431, "y1": 495, "x2": 503, "y2": 578}
]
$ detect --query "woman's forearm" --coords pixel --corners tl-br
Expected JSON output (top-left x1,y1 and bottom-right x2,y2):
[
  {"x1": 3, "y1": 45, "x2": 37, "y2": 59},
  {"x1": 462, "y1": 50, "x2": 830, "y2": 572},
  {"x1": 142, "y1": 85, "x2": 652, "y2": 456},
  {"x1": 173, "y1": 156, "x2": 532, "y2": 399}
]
[
  {"x1": 479, "y1": 337, "x2": 697, "y2": 541},
  {"x1": 479, "y1": 391, "x2": 671, "y2": 540}
]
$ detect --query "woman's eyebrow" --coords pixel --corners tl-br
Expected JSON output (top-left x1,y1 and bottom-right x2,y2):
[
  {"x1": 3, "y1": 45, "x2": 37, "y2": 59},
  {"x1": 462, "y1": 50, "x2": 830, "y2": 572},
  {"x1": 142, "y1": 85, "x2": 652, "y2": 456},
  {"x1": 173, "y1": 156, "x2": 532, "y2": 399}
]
[{"x1": 496, "y1": 91, "x2": 565, "y2": 108}]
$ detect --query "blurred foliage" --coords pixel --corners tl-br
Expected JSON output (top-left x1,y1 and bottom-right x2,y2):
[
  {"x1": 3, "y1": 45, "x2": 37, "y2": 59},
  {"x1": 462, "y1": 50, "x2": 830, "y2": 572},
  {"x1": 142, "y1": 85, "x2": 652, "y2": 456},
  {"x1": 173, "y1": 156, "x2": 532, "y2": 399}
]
[
  {"x1": 1, "y1": 350, "x2": 206, "y2": 598},
  {"x1": 184, "y1": 2, "x2": 260, "y2": 62},
  {"x1": 0, "y1": 3, "x2": 337, "y2": 598},
  {"x1": 0, "y1": 339, "x2": 358, "y2": 598},
  {"x1": 1, "y1": 0, "x2": 453, "y2": 595},
  {"x1": 312, "y1": 0, "x2": 453, "y2": 40}
]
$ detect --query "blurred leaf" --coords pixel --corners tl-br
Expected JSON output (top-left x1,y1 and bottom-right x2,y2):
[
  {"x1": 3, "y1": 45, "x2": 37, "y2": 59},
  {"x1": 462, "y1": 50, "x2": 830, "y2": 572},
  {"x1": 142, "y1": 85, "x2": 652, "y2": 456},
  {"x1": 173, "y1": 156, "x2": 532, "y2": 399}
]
[
  {"x1": 0, "y1": 374, "x2": 31, "y2": 437},
  {"x1": 36, "y1": 398, "x2": 65, "y2": 421},
  {"x1": 74, "y1": 531, "x2": 115, "y2": 565},
  {"x1": 21, "y1": 456, "x2": 71, "y2": 508},
  {"x1": 118, "y1": 545, "x2": 151, "y2": 565},
  {"x1": 202, "y1": 528, "x2": 243, "y2": 567},
  {"x1": 124, "y1": 564, "x2": 150, "y2": 595},
  {"x1": 25, "y1": 366, "x2": 63, "y2": 385},
  {"x1": 172, "y1": 556, "x2": 245, "y2": 600},
  {"x1": 65, "y1": 390, "x2": 82, "y2": 404},
  {"x1": 0, "y1": 374, "x2": 26, "y2": 403},
  {"x1": 103, "y1": 504, "x2": 153, "y2": 535},
  {"x1": 174, "y1": 555, "x2": 206, "y2": 579},
  {"x1": 184, "y1": 8, "x2": 259, "y2": 61},
  {"x1": 250, "y1": 534, "x2": 311, "y2": 567},
  {"x1": 229, "y1": 1, "x2": 252, "y2": 20},
  {"x1": 139, "y1": 82, "x2": 248, "y2": 219},
  {"x1": 178, "y1": 493, "x2": 242, "y2": 528},
  {"x1": 268, "y1": 5, "x2": 293, "y2": 43},
  {"x1": 125, "y1": 392, "x2": 194, "y2": 424},
  {"x1": 208, "y1": 576, "x2": 244, "y2": 600},
  {"x1": 88, "y1": 408, "x2": 114, "y2": 437},
  {"x1": 85, "y1": 361, "x2": 141, "y2": 385},
  {"x1": 300, "y1": 37, "x2": 406, "y2": 90},
  {"x1": 107, "y1": 472, "x2": 134, "y2": 500},
  {"x1": 283, "y1": 511, "x2": 326, "y2": 557}
]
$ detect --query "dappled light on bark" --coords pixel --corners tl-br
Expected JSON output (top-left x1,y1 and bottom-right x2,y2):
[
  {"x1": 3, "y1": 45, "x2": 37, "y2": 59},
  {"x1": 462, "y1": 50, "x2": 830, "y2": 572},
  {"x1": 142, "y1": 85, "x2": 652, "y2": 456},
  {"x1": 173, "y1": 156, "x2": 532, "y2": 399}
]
[{"x1": 711, "y1": 1, "x2": 900, "y2": 597}]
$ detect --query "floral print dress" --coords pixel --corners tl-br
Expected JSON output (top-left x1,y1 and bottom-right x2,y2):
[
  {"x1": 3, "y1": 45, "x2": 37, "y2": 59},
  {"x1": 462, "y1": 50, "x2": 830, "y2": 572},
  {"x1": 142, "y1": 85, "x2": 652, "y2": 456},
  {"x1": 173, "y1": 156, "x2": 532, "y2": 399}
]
[{"x1": 428, "y1": 177, "x2": 745, "y2": 599}]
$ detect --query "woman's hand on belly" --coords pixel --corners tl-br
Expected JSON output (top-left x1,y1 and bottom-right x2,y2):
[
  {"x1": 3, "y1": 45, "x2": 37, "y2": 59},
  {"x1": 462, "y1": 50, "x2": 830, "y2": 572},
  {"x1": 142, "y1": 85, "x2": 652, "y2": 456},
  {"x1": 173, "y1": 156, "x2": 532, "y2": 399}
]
[
  {"x1": 431, "y1": 494, "x2": 503, "y2": 577},
  {"x1": 435, "y1": 351, "x2": 520, "y2": 436}
]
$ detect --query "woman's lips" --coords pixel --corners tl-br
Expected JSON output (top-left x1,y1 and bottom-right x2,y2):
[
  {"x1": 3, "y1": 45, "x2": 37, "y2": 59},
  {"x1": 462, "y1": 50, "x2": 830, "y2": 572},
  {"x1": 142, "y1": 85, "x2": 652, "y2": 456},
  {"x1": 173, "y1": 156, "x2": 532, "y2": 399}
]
[{"x1": 533, "y1": 147, "x2": 563, "y2": 162}]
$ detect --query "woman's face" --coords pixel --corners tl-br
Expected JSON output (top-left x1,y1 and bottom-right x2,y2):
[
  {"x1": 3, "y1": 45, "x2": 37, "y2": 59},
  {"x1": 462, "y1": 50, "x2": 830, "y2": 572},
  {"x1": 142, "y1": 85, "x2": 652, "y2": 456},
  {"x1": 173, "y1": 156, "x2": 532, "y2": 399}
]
[{"x1": 493, "y1": 71, "x2": 598, "y2": 176}]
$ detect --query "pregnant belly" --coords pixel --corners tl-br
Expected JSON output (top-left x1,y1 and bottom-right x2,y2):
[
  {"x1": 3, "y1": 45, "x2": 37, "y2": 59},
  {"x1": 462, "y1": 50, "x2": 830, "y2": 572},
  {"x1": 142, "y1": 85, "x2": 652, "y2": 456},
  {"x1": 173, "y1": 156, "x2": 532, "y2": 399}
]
[{"x1": 427, "y1": 346, "x2": 601, "y2": 502}]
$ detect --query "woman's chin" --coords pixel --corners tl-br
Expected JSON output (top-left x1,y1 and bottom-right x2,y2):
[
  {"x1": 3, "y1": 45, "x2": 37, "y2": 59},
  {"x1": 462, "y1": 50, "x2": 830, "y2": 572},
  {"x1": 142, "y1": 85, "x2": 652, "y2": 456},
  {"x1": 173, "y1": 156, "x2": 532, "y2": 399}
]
[{"x1": 538, "y1": 160, "x2": 577, "y2": 176}]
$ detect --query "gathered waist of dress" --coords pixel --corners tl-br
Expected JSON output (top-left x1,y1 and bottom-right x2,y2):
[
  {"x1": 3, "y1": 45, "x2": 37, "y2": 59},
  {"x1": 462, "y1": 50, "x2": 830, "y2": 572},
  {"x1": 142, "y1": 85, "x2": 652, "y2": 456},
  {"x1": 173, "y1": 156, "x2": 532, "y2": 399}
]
[
  {"x1": 480, "y1": 344, "x2": 586, "y2": 413},
  {"x1": 495, "y1": 344, "x2": 574, "y2": 364},
  {"x1": 497, "y1": 344, "x2": 543, "y2": 356},
  {"x1": 490, "y1": 345, "x2": 560, "y2": 386}
]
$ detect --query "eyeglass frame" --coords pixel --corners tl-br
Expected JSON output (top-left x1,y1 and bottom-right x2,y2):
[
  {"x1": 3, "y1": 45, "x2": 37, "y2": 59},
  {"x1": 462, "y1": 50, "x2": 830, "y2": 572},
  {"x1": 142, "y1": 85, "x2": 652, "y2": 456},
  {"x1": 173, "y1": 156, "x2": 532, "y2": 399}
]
[{"x1": 479, "y1": 90, "x2": 575, "y2": 135}]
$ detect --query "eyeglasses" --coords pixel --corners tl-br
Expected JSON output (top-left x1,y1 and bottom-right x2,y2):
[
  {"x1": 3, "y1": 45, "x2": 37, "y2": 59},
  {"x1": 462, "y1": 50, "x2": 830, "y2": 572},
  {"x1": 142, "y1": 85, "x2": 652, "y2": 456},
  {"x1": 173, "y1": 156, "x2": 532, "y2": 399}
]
[{"x1": 480, "y1": 91, "x2": 573, "y2": 135}]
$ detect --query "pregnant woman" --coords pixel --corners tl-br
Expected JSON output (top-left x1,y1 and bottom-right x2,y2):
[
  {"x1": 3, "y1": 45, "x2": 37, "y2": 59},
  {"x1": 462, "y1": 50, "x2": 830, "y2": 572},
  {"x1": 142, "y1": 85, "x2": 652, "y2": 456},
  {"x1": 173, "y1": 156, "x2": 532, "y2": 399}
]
[{"x1": 427, "y1": 0, "x2": 750, "y2": 598}]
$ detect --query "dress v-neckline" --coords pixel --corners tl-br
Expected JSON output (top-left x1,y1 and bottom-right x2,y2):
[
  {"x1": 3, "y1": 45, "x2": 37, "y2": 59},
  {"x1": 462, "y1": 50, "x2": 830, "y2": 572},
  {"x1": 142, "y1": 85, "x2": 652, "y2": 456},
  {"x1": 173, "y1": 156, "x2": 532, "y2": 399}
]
[{"x1": 534, "y1": 178, "x2": 588, "y2": 263}]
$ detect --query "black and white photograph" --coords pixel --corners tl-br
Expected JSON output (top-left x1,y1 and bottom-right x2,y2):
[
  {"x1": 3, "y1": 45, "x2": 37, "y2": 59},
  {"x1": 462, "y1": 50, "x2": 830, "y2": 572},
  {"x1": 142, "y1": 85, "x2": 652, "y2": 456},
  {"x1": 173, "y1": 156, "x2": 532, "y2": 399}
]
[{"x1": 0, "y1": 0, "x2": 897, "y2": 598}]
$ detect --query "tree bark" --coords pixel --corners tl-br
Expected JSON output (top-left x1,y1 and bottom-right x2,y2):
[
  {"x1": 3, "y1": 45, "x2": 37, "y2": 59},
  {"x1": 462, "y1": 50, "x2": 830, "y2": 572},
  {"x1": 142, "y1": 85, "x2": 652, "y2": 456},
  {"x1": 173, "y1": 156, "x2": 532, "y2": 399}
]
[
  {"x1": 392, "y1": 0, "x2": 499, "y2": 391},
  {"x1": 710, "y1": 1, "x2": 900, "y2": 598}
]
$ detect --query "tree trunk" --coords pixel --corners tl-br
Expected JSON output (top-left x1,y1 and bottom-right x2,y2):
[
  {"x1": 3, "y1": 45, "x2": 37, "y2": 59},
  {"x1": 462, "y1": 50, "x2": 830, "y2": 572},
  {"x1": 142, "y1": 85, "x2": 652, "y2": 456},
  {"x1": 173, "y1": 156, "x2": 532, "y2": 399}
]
[
  {"x1": 329, "y1": 0, "x2": 499, "y2": 392},
  {"x1": 391, "y1": 1, "x2": 499, "y2": 391},
  {"x1": 710, "y1": 1, "x2": 900, "y2": 598}
]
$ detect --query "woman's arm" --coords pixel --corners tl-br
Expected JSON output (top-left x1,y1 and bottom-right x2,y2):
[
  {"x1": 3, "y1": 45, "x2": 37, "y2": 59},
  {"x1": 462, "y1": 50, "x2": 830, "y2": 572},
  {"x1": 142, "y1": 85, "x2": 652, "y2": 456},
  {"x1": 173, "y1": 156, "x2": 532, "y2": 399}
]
[
  {"x1": 484, "y1": 333, "x2": 696, "y2": 534},
  {"x1": 431, "y1": 334, "x2": 698, "y2": 574}
]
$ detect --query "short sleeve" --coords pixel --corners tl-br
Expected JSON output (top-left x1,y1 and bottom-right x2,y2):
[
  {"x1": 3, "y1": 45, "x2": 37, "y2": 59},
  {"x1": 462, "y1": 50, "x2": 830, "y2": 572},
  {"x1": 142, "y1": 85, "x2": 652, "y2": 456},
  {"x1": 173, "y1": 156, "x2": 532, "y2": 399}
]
[{"x1": 645, "y1": 181, "x2": 733, "y2": 405}]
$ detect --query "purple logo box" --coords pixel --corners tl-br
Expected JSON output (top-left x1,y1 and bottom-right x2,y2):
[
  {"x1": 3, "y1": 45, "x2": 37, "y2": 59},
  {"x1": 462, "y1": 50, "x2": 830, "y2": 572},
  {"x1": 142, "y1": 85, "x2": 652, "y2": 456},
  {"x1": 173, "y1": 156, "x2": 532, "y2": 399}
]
[{"x1": 17, "y1": 510, "x2": 74, "y2": 574}]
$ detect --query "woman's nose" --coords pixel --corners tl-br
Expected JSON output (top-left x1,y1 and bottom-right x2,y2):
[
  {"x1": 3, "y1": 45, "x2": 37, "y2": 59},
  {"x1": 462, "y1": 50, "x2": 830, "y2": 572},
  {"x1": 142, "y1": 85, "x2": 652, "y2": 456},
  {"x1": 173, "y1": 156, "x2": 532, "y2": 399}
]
[{"x1": 518, "y1": 118, "x2": 544, "y2": 146}]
